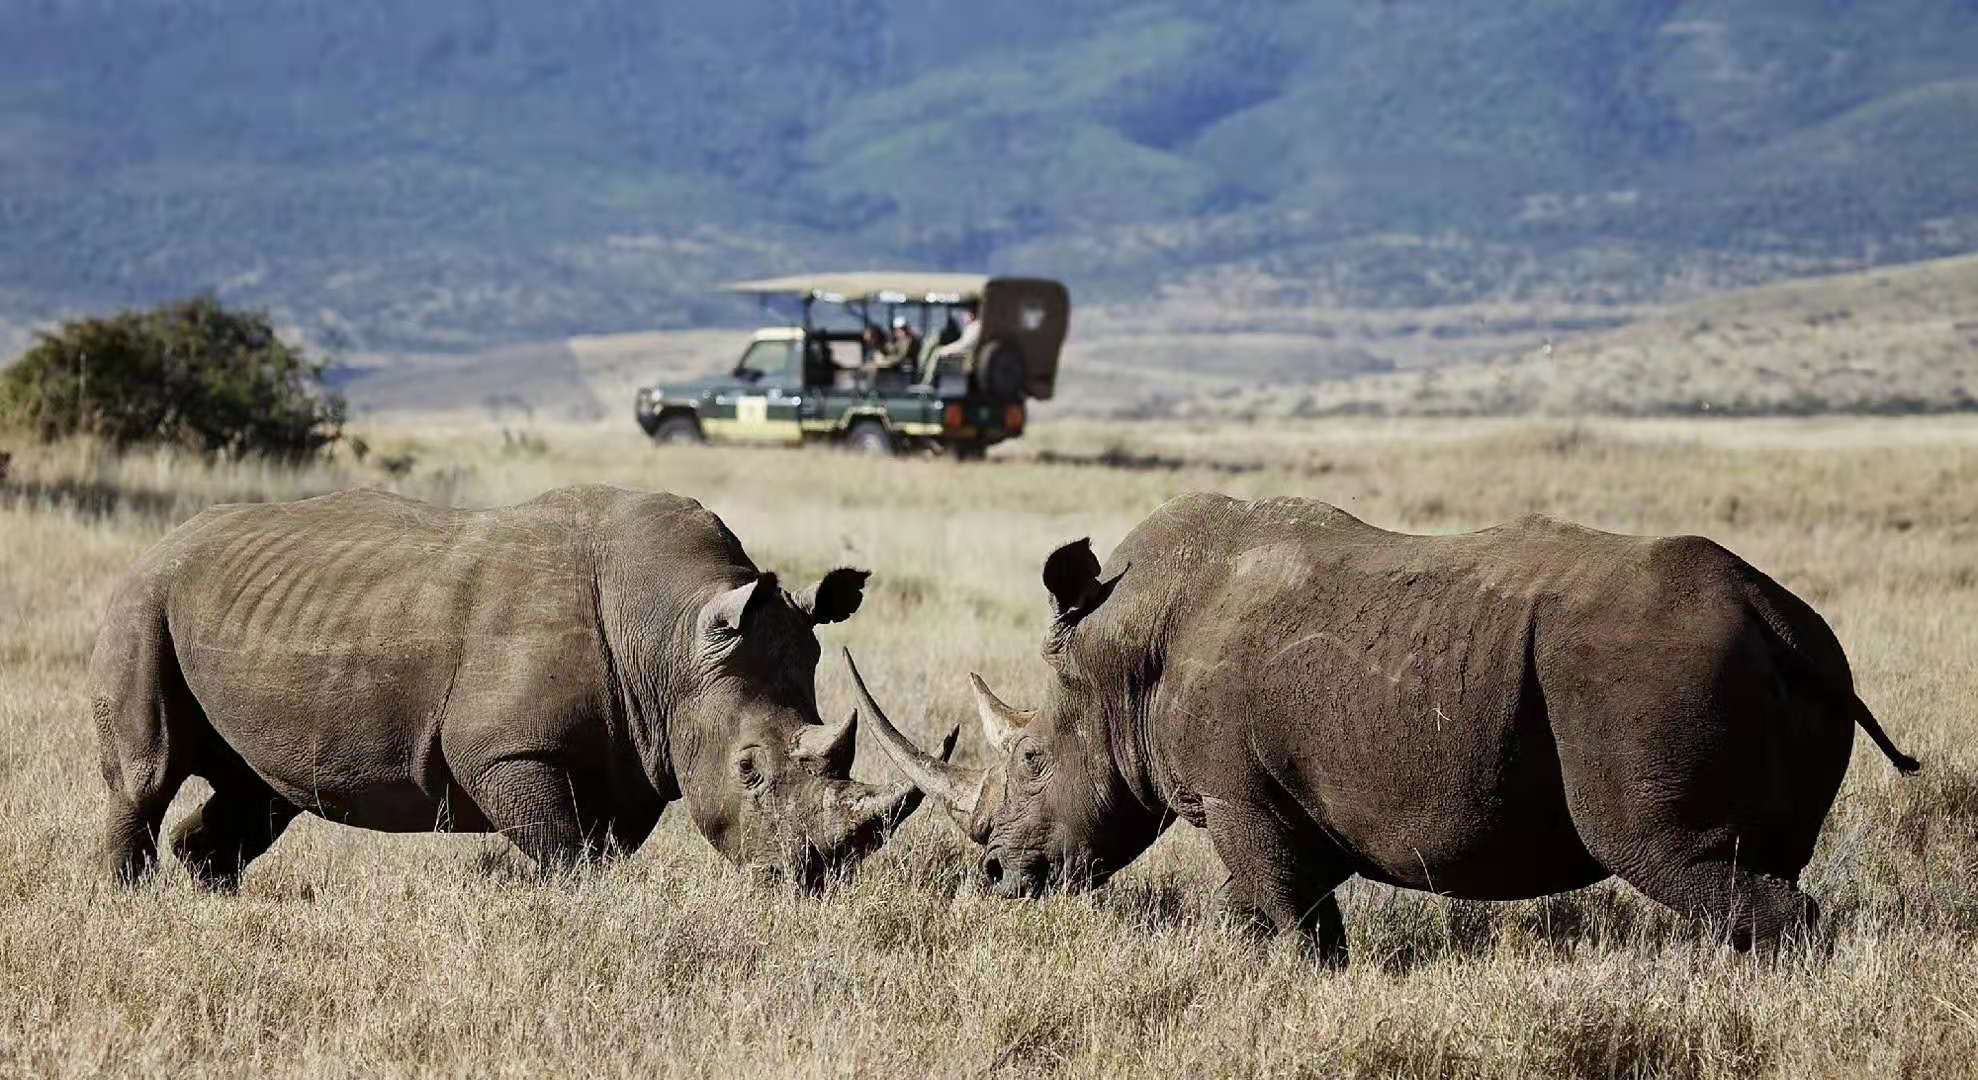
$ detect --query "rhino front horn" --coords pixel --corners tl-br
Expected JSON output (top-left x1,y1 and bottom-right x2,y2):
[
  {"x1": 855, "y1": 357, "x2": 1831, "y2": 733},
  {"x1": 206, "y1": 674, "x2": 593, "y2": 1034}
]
[{"x1": 843, "y1": 647, "x2": 986, "y2": 823}]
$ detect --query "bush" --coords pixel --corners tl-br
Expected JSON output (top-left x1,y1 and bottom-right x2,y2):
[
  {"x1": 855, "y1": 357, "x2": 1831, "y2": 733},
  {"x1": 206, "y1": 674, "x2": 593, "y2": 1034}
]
[
  {"x1": 376, "y1": 451, "x2": 417, "y2": 478},
  {"x1": 500, "y1": 428, "x2": 549, "y2": 457},
  {"x1": 0, "y1": 297, "x2": 345, "y2": 459}
]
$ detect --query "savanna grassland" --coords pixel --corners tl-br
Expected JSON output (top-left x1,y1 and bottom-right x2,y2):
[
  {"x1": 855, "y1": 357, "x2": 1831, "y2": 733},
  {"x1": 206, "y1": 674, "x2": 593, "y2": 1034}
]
[{"x1": 2, "y1": 417, "x2": 1976, "y2": 1078}]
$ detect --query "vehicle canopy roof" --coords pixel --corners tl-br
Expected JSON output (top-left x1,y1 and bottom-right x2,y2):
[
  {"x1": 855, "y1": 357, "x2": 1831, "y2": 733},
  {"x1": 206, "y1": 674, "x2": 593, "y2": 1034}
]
[{"x1": 722, "y1": 271, "x2": 991, "y2": 305}]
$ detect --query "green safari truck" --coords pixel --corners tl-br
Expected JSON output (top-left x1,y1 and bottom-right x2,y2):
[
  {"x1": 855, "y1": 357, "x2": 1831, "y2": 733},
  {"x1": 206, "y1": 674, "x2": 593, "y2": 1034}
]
[{"x1": 634, "y1": 272, "x2": 1069, "y2": 459}]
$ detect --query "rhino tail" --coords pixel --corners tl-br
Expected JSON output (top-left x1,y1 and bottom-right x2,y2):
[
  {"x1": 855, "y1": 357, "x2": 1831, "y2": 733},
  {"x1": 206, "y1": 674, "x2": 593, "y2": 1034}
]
[
  {"x1": 1744, "y1": 579, "x2": 1921, "y2": 776},
  {"x1": 1846, "y1": 692, "x2": 1921, "y2": 775}
]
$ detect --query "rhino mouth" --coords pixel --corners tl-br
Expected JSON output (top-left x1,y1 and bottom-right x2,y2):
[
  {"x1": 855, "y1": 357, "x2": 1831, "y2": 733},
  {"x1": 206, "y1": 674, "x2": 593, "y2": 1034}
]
[
  {"x1": 768, "y1": 788, "x2": 937, "y2": 895},
  {"x1": 747, "y1": 843, "x2": 834, "y2": 894},
  {"x1": 791, "y1": 844, "x2": 832, "y2": 894},
  {"x1": 983, "y1": 853, "x2": 1047, "y2": 899},
  {"x1": 983, "y1": 849, "x2": 1113, "y2": 898}
]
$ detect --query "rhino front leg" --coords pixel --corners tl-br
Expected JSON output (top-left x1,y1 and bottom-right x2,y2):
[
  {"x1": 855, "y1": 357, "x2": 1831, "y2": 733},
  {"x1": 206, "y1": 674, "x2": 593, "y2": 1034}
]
[
  {"x1": 465, "y1": 758, "x2": 600, "y2": 872},
  {"x1": 1202, "y1": 795, "x2": 1352, "y2": 966}
]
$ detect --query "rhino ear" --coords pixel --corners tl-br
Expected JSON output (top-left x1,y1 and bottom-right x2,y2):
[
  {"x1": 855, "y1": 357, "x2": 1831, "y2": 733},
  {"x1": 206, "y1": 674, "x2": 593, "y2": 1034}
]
[
  {"x1": 701, "y1": 572, "x2": 780, "y2": 639},
  {"x1": 1043, "y1": 539, "x2": 1101, "y2": 619},
  {"x1": 797, "y1": 568, "x2": 869, "y2": 626},
  {"x1": 1043, "y1": 539, "x2": 1122, "y2": 633}
]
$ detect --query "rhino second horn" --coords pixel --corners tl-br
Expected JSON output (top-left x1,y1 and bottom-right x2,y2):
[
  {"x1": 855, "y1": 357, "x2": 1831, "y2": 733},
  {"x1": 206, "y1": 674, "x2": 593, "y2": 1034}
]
[
  {"x1": 843, "y1": 647, "x2": 984, "y2": 820},
  {"x1": 845, "y1": 725, "x2": 959, "y2": 832},
  {"x1": 797, "y1": 709, "x2": 859, "y2": 773},
  {"x1": 968, "y1": 673, "x2": 1031, "y2": 754},
  {"x1": 848, "y1": 778, "x2": 921, "y2": 835}
]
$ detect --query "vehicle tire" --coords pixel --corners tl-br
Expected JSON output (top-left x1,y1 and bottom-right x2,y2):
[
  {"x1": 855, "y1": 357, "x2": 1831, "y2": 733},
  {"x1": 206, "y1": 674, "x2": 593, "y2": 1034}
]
[
  {"x1": 951, "y1": 441, "x2": 987, "y2": 462},
  {"x1": 975, "y1": 341, "x2": 1027, "y2": 403},
  {"x1": 652, "y1": 414, "x2": 703, "y2": 446},
  {"x1": 845, "y1": 421, "x2": 896, "y2": 456}
]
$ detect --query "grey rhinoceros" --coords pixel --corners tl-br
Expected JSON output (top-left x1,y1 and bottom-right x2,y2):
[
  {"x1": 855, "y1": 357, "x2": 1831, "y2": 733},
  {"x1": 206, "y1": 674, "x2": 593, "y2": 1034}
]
[
  {"x1": 92, "y1": 484, "x2": 936, "y2": 891},
  {"x1": 855, "y1": 493, "x2": 1920, "y2": 961}
]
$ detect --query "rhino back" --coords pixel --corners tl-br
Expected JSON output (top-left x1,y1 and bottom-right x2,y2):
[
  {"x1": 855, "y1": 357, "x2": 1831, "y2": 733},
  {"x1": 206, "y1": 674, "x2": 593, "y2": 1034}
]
[
  {"x1": 148, "y1": 485, "x2": 725, "y2": 825},
  {"x1": 167, "y1": 489, "x2": 590, "y2": 675}
]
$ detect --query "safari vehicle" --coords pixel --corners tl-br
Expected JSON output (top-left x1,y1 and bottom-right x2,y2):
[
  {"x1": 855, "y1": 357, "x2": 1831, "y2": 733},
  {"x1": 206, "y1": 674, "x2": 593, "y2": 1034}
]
[{"x1": 634, "y1": 272, "x2": 1069, "y2": 458}]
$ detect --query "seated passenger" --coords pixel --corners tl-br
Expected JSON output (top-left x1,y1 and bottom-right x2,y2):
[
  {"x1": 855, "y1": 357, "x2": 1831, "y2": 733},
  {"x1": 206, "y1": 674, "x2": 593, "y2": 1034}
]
[
  {"x1": 875, "y1": 316, "x2": 921, "y2": 377},
  {"x1": 930, "y1": 306, "x2": 979, "y2": 364}
]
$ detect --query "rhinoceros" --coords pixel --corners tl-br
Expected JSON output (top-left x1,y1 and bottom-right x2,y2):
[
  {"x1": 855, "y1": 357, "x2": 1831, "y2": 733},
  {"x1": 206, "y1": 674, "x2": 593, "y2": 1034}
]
[
  {"x1": 855, "y1": 493, "x2": 1920, "y2": 960},
  {"x1": 92, "y1": 484, "x2": 935, "y2": 891}
]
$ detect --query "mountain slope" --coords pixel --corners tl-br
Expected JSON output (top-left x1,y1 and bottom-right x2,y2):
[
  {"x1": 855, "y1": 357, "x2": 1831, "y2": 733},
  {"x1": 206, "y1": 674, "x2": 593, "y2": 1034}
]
[{"x1": 2, "y1": 1, "x2": 1975, "y2": 352}]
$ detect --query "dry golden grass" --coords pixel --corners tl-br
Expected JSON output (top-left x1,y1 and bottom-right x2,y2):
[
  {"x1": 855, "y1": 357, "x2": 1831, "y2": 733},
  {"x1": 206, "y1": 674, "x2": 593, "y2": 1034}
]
[{"x1": 3, "y1": 417, "x2": 1976, "y2": 1077}]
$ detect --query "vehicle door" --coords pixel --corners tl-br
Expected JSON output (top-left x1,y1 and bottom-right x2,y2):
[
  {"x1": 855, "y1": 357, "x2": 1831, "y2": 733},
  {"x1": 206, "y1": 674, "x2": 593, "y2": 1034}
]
[{"x1": 711, "y1": 340, "x2": 804, "y2": 444}]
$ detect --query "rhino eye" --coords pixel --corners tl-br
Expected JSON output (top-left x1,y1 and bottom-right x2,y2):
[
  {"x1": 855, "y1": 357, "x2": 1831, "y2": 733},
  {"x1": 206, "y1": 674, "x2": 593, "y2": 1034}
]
[
  {"x1": 736, "y1": 754, "x2": 762, "y2": 786},
  {"x1": 1019, "y1": 747, "x2": 1046, "y2": 779}
]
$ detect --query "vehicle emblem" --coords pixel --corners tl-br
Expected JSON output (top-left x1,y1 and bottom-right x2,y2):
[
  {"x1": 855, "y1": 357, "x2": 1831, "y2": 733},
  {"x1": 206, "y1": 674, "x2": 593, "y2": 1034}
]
[{"x1": 1020, "y1": 304, "x2": 1047, "y2": 331}]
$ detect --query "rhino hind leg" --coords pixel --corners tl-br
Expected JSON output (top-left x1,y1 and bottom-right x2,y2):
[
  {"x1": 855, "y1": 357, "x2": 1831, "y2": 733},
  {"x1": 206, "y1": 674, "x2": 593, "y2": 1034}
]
[
  {"x1": 1562, "y1": 759, "x2": 1821, "y2": 951},
  {"x1": 1668, "y1": 862, "x2": 1816, "y2": 952},
  {"x1": 1202, "y1": 795, "x2": 1354, "y2": 966},
  {"x1": 1547, "y1": 637, "x2": 1833, "y2": 951}
]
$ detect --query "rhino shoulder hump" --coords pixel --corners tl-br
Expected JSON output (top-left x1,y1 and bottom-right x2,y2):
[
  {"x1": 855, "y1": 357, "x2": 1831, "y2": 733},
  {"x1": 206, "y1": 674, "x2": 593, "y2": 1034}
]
[
  {"x1": 512, "y1": 485, "x2": 715, "y2": 536},
  {"x1": 1146, "y1": 491, "x2": 1242, "y2": 525},
  {"x1": 584, "y1": 488, "x2": 748, "y2": 570},
  {"x1": 1501, "y1": 511, "x2": 1601, "y2": 536},
  {"x1": 1259, "y1": 497, "x2": 1362, "y2": 533},
  {"x1": 1144, "y1": 493, "x2": 1358, "y2": 537}
]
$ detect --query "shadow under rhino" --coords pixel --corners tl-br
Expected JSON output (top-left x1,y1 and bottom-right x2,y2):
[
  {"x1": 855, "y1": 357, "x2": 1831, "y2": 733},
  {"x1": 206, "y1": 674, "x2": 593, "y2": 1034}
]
[{"x1": 89, "y1": 484, "x2": 940, "y2": 892}]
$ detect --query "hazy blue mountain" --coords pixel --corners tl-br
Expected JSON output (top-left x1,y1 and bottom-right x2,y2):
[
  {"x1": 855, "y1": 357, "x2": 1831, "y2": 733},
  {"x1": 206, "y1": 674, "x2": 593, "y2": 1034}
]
[{"x1": 3, "y1": 0, "x2": 1975, "y2": 350}]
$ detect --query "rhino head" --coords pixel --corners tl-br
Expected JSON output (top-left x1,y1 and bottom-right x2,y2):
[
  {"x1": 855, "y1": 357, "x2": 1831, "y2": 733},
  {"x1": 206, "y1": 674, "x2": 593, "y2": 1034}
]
[
  {"x1": 850, "y1": 540, "x2": 1168, "y2": 898},
  {"x1": 671, "y1": 568, "x2": 951, "y2": 889}
]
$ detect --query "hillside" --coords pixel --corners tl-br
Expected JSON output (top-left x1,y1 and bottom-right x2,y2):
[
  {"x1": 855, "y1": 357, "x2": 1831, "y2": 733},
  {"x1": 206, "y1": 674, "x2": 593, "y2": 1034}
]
[
  {"x1": 3, "y1": 1, "x2": 1977, "y2": 353},
  {"x1": 1184, "y1": 253, "x2": 1978, "y2": 419}
]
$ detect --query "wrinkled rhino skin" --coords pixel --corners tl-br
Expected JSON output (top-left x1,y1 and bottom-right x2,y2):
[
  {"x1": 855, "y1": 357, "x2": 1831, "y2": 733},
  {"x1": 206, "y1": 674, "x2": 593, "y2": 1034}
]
[
  {"x1": 92, "y1": 484, "x2": 923, "y2": 891},
  {"x1": 861, "y1": 492, "x2": 1920, "y2": 961}
]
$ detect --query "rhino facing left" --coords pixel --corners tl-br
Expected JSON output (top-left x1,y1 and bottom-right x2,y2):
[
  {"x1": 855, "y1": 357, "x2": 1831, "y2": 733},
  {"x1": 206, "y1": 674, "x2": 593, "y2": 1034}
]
[{"x1": 90, "y1": 484, "x2": 935, "y2": 891}]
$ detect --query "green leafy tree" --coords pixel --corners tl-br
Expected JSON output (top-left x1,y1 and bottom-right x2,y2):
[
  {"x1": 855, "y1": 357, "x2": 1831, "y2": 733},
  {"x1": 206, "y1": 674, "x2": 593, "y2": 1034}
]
[{"x1": 0, "y1": 297, "x2": 346, "y2": 459}]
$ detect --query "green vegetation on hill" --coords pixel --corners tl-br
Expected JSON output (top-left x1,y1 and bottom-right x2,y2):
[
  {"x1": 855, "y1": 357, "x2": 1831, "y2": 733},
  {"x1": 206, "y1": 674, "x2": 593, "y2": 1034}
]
[{"x1": 2, "y1": 1, "x2": 1975, "y2": 352}]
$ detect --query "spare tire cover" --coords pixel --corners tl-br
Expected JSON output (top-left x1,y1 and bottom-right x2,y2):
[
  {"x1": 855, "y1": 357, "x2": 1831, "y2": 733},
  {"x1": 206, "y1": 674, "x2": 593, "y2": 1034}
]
[{"x1": 976, "y1": 341, "x2": 1027, "y2": 402}]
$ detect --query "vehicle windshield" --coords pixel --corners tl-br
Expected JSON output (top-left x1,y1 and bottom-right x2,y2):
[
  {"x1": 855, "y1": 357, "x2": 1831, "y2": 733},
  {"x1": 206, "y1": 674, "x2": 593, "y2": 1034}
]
[{"x1": 735, "y1": 339, "x2": 796, "y2": 383}]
